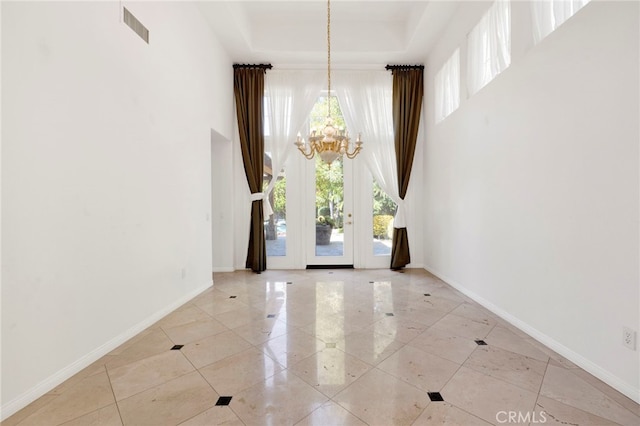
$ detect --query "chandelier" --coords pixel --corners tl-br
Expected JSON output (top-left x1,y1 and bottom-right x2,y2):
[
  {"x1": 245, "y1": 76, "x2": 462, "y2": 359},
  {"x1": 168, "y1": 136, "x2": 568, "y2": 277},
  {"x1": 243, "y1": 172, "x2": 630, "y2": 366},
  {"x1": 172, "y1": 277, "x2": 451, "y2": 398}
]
[{"x1": 295, "y1": 0, "x2": 362, "y2": 165}]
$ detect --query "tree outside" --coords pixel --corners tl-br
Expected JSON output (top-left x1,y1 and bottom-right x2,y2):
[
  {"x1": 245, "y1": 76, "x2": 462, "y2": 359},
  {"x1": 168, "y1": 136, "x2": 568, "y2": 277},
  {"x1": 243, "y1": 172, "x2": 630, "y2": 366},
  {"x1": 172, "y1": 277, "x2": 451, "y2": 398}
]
[
  {"x1": 272, "y1": 176, "x2": 286, "y2": 218},
  {"x1": 310, "y1": 96, "x2": 346, "y2": 230},
  {"x1": 373, "y1": 180, "x2": 397, "y2": 216}
]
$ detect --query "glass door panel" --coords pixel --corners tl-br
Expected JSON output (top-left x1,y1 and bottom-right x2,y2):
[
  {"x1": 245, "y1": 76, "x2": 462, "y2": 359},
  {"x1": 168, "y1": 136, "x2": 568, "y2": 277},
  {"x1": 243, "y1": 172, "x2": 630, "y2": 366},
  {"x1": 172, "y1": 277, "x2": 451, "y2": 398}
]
[
  {"x1": 265, "y1": 166, "x2": 287, "y2": 257},
  {"x1": 304, "y1": 95, "x2": 353, "y2": 267},
  {"x1": 307, "y1": 155, "x2": 353, "y2": 266},
  {"x1": 372, "y1": 179, "x2": 396, "y2": 257},
  {"x1": 315, "y1": 156, "x2": 344, "y2": 256}
]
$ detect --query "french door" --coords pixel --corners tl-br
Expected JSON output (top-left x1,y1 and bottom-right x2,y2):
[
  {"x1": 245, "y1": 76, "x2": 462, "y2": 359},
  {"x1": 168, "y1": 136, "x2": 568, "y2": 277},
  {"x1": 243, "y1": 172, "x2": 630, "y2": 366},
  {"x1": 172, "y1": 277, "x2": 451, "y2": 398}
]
[
  {"x1": 305, "y1": 156, "x2": 354, "y2": 267},
  {"x1": 264, "y1": 96, "x2": 395, "y2": 269},
  {"x1": 265, "y1": 153, "x2": 394, "y2": 269}
]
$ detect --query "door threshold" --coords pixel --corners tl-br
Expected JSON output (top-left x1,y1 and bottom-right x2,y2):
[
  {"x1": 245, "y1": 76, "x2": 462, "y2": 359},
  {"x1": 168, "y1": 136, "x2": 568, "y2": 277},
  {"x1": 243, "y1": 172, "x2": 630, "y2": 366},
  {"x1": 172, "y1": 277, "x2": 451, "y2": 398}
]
[{"x1": 306, "y1": 264, "x2": 354, "y2": 269}]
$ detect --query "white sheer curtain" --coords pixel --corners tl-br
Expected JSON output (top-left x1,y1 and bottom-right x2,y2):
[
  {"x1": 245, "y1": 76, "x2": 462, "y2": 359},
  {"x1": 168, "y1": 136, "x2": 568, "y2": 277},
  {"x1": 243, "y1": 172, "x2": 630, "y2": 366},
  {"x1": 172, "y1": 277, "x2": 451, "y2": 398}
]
[
  {"x1": 435, "y1": 48, "x2": 460, "y2": 123},
  {"x1": 263, "y1": 70, "x2": 325, "y2": 216},
  {"x1": 333, "y1": 70, "x2": 407, "y2": 228},
  {"x1": 467, "y1": 0, "x2": 511, "y2": 96},
  {"x1": 532, "y1": 0, "x2": 590, "y2": 45}
]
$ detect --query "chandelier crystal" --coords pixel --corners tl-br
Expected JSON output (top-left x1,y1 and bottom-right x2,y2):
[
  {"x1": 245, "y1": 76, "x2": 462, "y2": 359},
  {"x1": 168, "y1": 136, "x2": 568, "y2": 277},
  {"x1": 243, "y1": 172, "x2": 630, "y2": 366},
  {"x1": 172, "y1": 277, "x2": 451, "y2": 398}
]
[{"x1": 295, "y1": 0, "x2": 362, "y2": 165}]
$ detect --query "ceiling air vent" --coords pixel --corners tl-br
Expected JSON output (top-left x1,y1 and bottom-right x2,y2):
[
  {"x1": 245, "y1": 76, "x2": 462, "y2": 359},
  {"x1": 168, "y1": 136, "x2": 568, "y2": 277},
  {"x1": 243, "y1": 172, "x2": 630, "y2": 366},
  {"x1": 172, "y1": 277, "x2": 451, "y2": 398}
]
[{"x1": 123, "y1": 7, "x2": 149, "y2": 44}]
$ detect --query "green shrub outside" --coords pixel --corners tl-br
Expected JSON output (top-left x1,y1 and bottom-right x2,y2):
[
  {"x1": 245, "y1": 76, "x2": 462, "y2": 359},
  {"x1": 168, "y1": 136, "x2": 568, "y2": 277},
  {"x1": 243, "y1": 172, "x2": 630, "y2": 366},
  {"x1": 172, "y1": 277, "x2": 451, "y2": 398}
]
[
  {"x1": 373, "y1": 215, "x2": 394, "y2": 239},
  {"x1": 318, "y1": 206, "x2": 331, "y2": 217}
]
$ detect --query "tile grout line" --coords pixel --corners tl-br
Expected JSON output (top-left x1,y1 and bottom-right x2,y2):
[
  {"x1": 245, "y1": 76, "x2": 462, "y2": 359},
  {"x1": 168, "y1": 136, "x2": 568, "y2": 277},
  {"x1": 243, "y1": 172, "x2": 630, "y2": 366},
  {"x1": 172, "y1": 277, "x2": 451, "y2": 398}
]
[
  {"x1": 104, "y1": 364, "x2": 126, "y2": 426},
  {"x1": 530, "y1": 357, "x2": 552, "y2": 422},
  {"x1": 461, "y1": 346, "x2": 551, "y2": 398},
  {"x1": 544, "y1": 363, "x2": 640, "y2": 424},
  {"x1": 326, "y1": 369, "x2": 375, "y2": 426},
  {"x1": 425, "y1": 359, "x2": 497, "y2": 426}
]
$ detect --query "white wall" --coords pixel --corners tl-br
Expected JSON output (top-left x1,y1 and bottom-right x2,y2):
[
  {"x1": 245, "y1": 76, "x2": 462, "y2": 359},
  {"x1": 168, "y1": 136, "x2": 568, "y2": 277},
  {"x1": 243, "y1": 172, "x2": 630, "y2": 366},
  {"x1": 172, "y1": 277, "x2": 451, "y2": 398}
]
[
  {"x1": 1, "y1": 1, "x2": 233, "y2": 417},
  {"x1": 424, "y1": 0, "x2": 639, "y2": 401}
]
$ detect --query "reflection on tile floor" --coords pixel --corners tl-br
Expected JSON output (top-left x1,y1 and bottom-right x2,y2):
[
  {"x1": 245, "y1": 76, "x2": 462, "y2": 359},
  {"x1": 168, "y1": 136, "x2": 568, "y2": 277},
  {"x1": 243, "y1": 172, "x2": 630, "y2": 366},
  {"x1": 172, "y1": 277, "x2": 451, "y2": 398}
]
[{"x1": 4, "y1": 269, "x2": 639, "y2": 425}]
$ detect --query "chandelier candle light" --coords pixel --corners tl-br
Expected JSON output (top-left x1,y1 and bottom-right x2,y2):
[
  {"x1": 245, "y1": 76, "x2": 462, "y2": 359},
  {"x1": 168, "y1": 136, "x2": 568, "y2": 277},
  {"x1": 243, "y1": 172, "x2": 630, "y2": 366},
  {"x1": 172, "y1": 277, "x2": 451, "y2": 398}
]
[{"x1": 295, "y1": 0, "x2": 363, "y2": 165}]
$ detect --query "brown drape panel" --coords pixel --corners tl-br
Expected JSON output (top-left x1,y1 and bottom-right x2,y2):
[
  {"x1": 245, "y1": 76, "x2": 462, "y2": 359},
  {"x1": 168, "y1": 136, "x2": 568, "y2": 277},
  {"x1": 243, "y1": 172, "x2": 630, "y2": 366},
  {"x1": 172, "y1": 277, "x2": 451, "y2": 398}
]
[
  {"x1": 233, "y1": 66, "x2": 268, "y2": 273},
  {"x1": 389, "y1": 67, "x2": 424, "y2": 270}
]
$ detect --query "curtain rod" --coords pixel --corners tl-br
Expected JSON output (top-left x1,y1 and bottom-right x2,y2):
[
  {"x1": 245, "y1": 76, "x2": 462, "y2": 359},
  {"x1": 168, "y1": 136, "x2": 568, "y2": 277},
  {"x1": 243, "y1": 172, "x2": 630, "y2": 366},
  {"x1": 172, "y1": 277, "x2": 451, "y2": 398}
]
[
  {"x1": 385, "y1": 64, "x2": 425, "y2": 71},
  {"x1": 239, "y1": 64, "x2": 389, "y2": 71},
  {"x1": 233, "y1": 63, "x2": 273, "y2": 70},
  {"x1": 270, "y1": 64, "x2": 389, "y2": 71}
]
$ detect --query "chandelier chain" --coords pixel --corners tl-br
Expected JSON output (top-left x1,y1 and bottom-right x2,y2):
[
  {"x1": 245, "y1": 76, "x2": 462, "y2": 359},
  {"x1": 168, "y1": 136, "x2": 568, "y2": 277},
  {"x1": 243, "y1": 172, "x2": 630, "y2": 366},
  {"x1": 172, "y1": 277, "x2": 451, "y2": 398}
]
[
  {"x1": 293, "y1": 0, "x2": 362, "y2": 165},
  {"x1": 327, "y1": 0, "x2": 331, "y2": 117}
]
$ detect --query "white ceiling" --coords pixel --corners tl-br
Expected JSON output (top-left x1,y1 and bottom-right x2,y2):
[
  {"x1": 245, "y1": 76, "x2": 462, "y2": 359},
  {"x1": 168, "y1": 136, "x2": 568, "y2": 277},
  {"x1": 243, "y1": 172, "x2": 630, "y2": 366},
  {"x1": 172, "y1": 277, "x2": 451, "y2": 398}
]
[{"x1": 197, "y1": 0, "x2": 460, "y2": 67}]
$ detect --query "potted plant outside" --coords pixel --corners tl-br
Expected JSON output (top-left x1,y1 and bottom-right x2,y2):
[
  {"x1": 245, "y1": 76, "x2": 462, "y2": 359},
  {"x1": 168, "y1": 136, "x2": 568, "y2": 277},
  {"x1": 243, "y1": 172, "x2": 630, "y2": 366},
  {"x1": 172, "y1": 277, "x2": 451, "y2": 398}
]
[{"x1": 315, "y1": 215, "x2": 334, "y2": 245}]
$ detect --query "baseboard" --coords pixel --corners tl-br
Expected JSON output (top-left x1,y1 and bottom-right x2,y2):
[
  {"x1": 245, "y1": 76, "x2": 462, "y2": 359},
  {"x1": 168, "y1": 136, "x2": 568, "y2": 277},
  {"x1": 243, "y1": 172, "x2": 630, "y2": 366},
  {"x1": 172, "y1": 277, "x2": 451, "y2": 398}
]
[
  {"x1": 0, "y1": 281, "x2": 213, "y2": 421},
  {"x1": 423, "y1": 265, "x2": 640, "y2": 404},
  {"x1": 212, "y1": 267, "x2": 235, "y2": 273}
]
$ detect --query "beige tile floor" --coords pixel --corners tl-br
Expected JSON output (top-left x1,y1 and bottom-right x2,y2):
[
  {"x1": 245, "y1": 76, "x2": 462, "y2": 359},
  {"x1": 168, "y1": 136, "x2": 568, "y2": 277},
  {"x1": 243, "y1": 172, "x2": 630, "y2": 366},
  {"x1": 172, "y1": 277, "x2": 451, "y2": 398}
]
[{"x1": 4, "y1": 269, "x2": 639, "y2": 426}]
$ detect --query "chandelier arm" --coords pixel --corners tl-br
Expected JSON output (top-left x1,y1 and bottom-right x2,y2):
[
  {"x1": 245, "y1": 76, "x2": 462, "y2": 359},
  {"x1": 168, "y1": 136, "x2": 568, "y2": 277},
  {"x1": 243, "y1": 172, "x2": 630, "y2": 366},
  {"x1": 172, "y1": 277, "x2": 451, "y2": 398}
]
[
  {"x1": 296, "y1": 144, "x2": 316, "y2": 160},
  {"x1": 344, "y1": 147, "x2": 362, "y2": 159}
]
